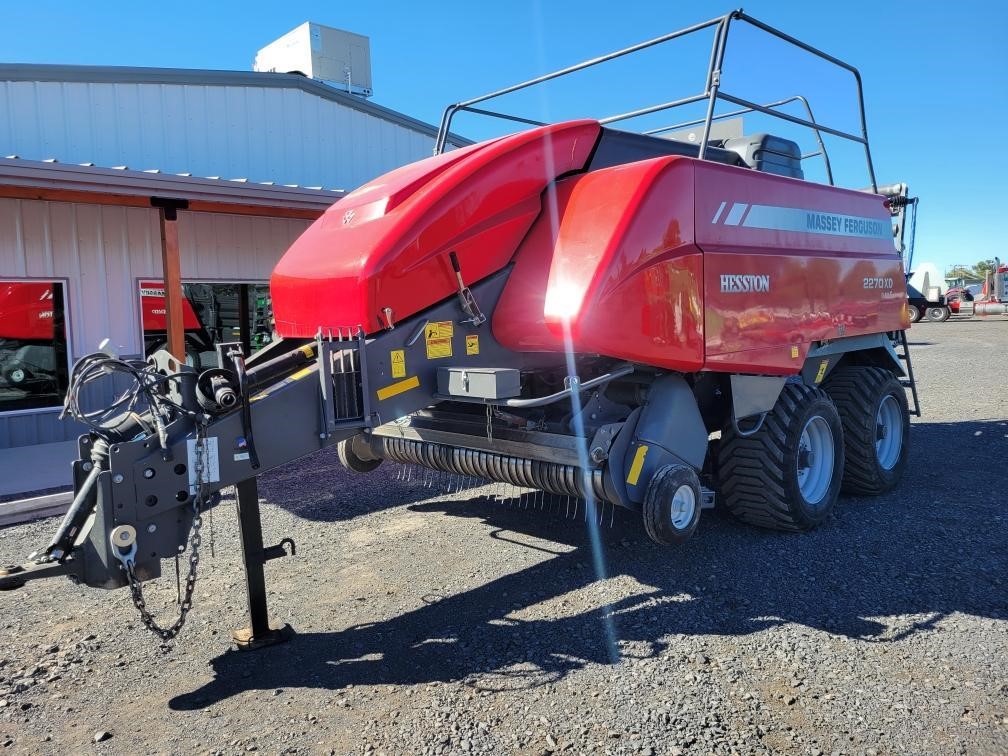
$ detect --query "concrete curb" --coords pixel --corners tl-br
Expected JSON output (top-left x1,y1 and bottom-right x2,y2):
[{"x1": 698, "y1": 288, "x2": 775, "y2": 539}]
[{"x1": 0, "y1": 491, "x2": 73, "y2": 528}]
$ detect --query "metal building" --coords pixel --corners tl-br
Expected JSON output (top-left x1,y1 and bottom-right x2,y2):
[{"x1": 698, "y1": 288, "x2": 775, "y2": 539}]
[{"x1": 0, "y1": 34, "x2": 466, "y2": 504}]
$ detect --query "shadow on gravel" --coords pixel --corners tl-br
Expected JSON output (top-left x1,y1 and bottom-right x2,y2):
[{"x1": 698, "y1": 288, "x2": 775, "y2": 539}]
[
  {"x1": 258, "y1": 447, "x2": 430, "y2": 523},
  {"x1": 171, "y1": 419, "x2": 1007, "y2": 710}
]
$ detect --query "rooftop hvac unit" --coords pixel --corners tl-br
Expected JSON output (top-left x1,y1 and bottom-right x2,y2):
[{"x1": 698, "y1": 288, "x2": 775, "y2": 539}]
[{"x1": 254, "y1": 22, "x2": 373, "y2": 97}]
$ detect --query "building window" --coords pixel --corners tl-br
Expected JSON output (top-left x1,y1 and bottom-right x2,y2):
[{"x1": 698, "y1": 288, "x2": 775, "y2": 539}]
[
  {"x1": 139, "y1": 281, "x2": 274, "y2": 368},
  {"x1": 0, "y1": 281, "x2": 70, "y2": 412}
]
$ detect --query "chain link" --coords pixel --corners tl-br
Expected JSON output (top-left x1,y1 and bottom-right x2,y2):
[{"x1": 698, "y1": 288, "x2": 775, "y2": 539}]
[{"x1": 124, "y1": 419, "x2": 209, "y2": 642}]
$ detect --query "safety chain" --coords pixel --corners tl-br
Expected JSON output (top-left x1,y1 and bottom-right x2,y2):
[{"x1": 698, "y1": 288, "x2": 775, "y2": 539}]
[{"x1": 124, "y1": 418, "x2": 210, "y2": 642}]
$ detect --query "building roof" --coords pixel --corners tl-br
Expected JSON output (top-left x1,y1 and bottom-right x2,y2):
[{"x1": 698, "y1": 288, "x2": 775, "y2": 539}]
[
  {"x1": 0, "y1": 63, "x2": 471, "y2": 147},
  {"x1": 0, "y1": 156, "x2": 342, "y2": 218}
]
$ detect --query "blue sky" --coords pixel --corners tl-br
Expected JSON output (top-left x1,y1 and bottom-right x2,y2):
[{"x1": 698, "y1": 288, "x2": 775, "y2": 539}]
[{"x1": 2, "y1": 1, "x2": 1005, "y2": 272}]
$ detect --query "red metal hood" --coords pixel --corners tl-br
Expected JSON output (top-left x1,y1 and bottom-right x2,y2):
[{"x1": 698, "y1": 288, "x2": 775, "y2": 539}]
[{"x1": 270, "y1": 120, "x2": 601, "y2": 336}]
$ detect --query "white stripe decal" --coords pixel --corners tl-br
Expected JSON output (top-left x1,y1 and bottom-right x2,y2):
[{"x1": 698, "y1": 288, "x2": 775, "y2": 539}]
[
  {"x1": 723, "y1": 202, "x2": 748, "y2": 226},
  {"x1": 741, "y1": 204, "x2": 891, "y2": 240},
  {"x1": 710, "y1": 201, "x2": 727, "y2": 224}
]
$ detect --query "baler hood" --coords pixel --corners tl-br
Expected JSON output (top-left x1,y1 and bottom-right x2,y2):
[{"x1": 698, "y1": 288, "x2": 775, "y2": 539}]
[{"x1": 271, "y1": 120, "x2": 601, "y2": 336}]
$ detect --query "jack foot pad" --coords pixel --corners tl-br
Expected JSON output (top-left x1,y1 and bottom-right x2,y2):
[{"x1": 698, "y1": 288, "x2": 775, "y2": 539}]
[
  {"x1": 0, "y1": 566, "x2": 26, "y2": 591},
  {"x1": 232, "y1": 621, "x2": 293, "y2": 651}
]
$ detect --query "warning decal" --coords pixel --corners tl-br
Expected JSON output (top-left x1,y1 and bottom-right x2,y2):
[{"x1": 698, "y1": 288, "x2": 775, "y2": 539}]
[
  {"x1": 626, "y1": 444, "x2": 649, "y2": 486},
  {"x1": 425, "y1": 321, "x2": 453, "y2": 359},
  {"x1": 466, "y1": 335, "x2": 479, "y2": 356},
  {"x1": 391, "y1": 349, "x2": 406, "y2": 378},
  {"x1": 814, "y1": 359, "x2": 829, "y2": 384}
]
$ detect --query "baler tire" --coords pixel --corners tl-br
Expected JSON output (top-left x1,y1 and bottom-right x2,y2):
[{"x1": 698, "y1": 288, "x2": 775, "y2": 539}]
[
  {"x1": 337, "y1": 435, "x2": 382, "y2": 474},
  {"x1": 907, "y1": 304, "x2": 923, "y2": 323},
  {"x1": 718, "y1": 382, "x2": 844, "y2": 532},
  {"x1": 824, "y1": 366, "x2": 909, "y2": 496},
  {"x1": 642, "y1": 464, "x2": 701, "y2": 546}
]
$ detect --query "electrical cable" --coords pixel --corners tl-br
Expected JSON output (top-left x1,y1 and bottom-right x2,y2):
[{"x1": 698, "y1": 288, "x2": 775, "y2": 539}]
[{"x1": 60, "y1": 352, "x2": 200, "y2": 447}]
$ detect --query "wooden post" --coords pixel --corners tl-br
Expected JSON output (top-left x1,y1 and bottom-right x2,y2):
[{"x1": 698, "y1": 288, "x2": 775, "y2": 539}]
[{"x1": 152, "y1": 198, "x2": 189, "y2": 360}]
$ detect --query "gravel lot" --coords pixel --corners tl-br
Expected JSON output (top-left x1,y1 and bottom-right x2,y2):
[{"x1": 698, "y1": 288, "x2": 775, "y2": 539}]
[{"x1": 0, "y1": 318, "x2": 1006, "y2": 755}]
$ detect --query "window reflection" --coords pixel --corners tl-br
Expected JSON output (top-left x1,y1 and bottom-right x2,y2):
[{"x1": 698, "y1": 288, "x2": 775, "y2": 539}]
[
  {"x1": 139, "y1": 281, "x2": 274, "y2": 367},
  {"x1": 0, "y1": 281, "x2": 69, "y2": 412}
]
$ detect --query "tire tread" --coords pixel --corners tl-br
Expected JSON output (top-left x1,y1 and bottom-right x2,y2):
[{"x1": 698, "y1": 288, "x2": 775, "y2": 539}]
[
  {"x1": 824, "y1": 366, "x2": 909, "y2": 495},
  {"x1": 718, "y1": 382, "x2": 839, "y2": 532}
]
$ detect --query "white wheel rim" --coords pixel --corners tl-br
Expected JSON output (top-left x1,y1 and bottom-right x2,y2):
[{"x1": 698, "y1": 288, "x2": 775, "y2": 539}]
[
  {"x1": 10, "y1": 369, "x2": 24, "y2": 383},
  {"x1": 875, "y1": 394, "x2": 903, "y2": 470},
  {"x1": 669, "y1": 483, "x2": 696, "y2": 530},
  {"x1": 796, "y1": 416, "x2": 835, "y2": 505}
]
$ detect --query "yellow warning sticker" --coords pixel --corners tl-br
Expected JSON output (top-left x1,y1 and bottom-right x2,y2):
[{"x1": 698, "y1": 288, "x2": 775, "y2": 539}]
[
  {"x1": 814, "y1": 359, "x2": 829, "y2": 384},
  {"x1": 376, "y1": 375, "x2": 420, "y2": 401},
  {"x1": 466, "y1": 335, "x2": 480, "y2": 356},
  {"x1": 390, "y1": 349, "x2": 406, "y2": 378},
  {"x1": 425, "y1": 321, "x2": 454, "y2": 359},
  {"x1": 626, "y1": 444, "x2": 649, "y2": 486},
  {"x1": 790, "y1": 345, "x2": 800, "y2": 359}
]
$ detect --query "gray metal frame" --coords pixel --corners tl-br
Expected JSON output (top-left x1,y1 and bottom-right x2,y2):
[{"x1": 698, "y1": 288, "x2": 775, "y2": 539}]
[{"x1": 433, "y1": 9, "x2": 876, "y2": 192}]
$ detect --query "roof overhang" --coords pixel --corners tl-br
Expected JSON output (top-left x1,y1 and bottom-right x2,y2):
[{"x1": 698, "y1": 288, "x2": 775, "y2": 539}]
[{"x1": 0, "y1": 158, "x2": 342, "y2": 219}]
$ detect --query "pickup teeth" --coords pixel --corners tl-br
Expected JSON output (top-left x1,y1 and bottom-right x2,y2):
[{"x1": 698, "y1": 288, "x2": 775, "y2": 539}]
[
  {"x1": 377, "y1": 436, "x2": 612, "y2": 505},
  {"x1": 389, "y1": 462, "x2": 617, "y2": 525}
]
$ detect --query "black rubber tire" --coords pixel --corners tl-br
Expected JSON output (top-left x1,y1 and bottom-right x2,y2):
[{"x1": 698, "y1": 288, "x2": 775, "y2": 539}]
[
  {"x1": 337, "y1": 435, "x2": 382, "y2": 473},
  {"x1": 907, "y1": 304, "x2": 923, "y2": 323},
  {"x1": 824, "y1": 366, "x2": 910, "y2": 495},
  {"x1": 926, "y1": 305, "x2": 951, "y2": 322},
  {"x1": 642, "y1": 464, "x2": 701, "y2": 546},
  {"x1": 718, "y1": 382, "x2": 844, "y2": 532}
]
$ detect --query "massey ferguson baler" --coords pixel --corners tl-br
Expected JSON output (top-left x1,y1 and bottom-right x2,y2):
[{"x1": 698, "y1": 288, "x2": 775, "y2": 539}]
[{"x1": 0, "y1": 10, "x2": 920, "y2": 648}]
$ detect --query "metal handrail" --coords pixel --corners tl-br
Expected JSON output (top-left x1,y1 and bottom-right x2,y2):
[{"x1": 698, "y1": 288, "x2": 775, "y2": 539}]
[
  {"x1": 433, "y1": 14, "x2": 725, "y2": 154},
  {"x1": 644, "y1": 95, "x2": 834, "y2": 186},
  {"x1": 433, "y1": 9, "x2": 877, "y2": 192}
]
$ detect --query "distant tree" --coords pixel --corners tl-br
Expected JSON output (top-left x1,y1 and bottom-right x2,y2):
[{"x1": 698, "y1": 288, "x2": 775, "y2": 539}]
[{"x1": 973, "y1": 259, "x2": 998, "y2": 279}]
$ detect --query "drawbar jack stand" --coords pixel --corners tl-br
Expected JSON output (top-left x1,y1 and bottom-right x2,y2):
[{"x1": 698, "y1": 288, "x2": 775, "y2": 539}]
[{"x1": 232, "y1": 477, "x2": 294, "y2": 650}]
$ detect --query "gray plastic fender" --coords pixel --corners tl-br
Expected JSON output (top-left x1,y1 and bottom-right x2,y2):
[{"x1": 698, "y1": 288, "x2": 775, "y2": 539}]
[
  {"x1": 801, "y1": 332, "x2": 906, "y2": 386},
  {"x1": 607, "y1": 374, "x2": 708, "y2": 509}
]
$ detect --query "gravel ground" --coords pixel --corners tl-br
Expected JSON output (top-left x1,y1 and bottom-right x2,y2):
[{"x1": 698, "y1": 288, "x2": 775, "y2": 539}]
[{"x1": 0, "y1": 318, "x2": 1005, "y2": 755}]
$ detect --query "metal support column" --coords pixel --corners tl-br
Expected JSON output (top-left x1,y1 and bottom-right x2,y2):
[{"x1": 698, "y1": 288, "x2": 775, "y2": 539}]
[{"x1": 232, "y1": 476, "x2": 293, "y2": 650}]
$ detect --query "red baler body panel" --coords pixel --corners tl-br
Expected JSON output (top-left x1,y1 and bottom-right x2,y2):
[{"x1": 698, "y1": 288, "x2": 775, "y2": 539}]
[
  {"x1": 493, "y1": 157, "x2": 704, "y2": 371},
  {"x1": 269, "y1": 120, "x2": 907, "y2": 374},
  {"x1": 695, "y1": 162, "x2": 907, "y2": 373},
  {"x1": 271, "y1": 121, "x2": 601, "y2": 336}
]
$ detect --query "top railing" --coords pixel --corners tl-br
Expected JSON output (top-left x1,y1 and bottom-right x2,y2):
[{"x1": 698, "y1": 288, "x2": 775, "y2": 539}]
[{"x1": 433, "y1": 9, "x2": 877, "y2": 192}]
